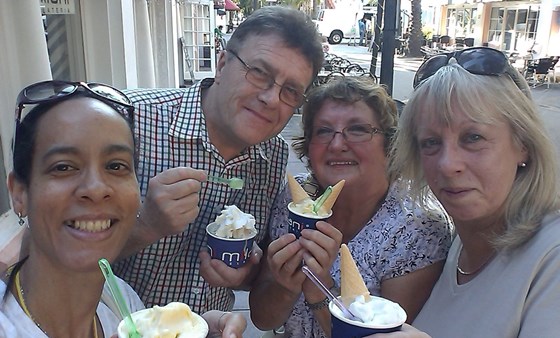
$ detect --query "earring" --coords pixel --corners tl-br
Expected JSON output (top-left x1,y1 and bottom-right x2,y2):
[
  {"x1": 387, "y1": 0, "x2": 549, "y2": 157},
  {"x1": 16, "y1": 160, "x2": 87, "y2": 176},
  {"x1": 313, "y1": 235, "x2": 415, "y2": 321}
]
[
  {"x1": 17, "y1": 212, "x2": 25, "y2": 227},
  {"x1": 519, "y1": 162, "x2": 527, "y2": 168}
]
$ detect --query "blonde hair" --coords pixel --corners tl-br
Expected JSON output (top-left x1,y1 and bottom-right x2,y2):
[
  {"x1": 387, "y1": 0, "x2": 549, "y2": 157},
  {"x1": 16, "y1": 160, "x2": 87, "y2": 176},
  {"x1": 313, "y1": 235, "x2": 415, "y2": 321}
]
[{"x1": 389, "y1": 64, "x2": 559, "y2": 249}]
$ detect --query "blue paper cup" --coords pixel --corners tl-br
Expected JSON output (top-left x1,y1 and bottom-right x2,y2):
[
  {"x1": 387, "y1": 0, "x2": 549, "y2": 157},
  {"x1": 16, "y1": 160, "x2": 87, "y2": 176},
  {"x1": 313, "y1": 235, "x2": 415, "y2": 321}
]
[
  {"x1": 206, "y1": 223, "x2": 257, "y2": 268},
  {"x1": 329, "y1": 296, "x2": 406, "y2": 338},
  {"x1": 287, "y1": 202, "x2": 332, "y2": 238}
]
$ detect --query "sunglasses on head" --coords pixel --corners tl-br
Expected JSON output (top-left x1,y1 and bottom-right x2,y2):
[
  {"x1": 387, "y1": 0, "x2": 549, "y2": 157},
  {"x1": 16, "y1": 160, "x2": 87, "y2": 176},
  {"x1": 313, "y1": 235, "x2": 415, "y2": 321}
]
[
  {"x1": 413, "y1": 47, "x2": 510, "y2": 89},
  {"x1": 15, "y1": 80, "x2": 134, "y2": 124}
]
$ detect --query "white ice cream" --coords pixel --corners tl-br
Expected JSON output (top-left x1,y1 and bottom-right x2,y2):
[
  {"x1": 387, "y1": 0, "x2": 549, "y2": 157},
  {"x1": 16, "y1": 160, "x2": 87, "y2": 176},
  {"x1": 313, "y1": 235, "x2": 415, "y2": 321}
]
[
  {"x1": 210, "y1": 205, "x2": 257, "y2": 239},
  {"x1": 290, "y1": 198, "x2": 331, "y2": 217},
  {"x1": 348, "y1": 295, "x2": 407, "y2": 326},
  {"x1": 117, "y1": 302, "x2": 208, "y2": 338}
]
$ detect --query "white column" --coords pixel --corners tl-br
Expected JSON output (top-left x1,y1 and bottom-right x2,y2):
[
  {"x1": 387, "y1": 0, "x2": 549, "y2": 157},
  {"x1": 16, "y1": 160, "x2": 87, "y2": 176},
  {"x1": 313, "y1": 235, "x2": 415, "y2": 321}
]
[
  {"x1": 133, "y1": 0, "x2": 156, "y2": 88},
  {"x1": 0, "y1": 0, "x2": 51, "y2": 267},
  {"x1": 81, "y1": 0, "x2": 139, "y2": 89},
  {"x1": 149, "y1": 0, "x2": 182, "y2": 87}
]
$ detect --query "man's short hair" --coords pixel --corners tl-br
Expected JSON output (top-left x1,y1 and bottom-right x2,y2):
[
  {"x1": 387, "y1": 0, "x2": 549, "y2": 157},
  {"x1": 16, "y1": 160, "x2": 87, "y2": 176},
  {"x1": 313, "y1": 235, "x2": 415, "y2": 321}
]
[{"x1": 226, "y1": 6, "x2": 324, "y2": 80}]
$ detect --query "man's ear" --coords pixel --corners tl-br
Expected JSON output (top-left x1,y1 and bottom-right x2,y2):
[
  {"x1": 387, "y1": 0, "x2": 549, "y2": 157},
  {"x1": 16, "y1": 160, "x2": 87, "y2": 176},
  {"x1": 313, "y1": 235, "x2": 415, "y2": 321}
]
[
  {"x1": 214, "y1": 50, "x2": 228, "y2": 83},
  {"x1": 7, "y1": 172, "x2": 28, "y2": 216}
]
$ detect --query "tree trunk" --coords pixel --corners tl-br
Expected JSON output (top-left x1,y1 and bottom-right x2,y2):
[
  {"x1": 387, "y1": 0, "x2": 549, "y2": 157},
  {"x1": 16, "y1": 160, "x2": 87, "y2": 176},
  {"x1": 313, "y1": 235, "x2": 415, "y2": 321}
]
[
  {"x1": 312, "y1": 0, "x2": 318, "y2": 18},
  {"x1": 408, "y1": 0, "x2": 423, "y2": 57}
]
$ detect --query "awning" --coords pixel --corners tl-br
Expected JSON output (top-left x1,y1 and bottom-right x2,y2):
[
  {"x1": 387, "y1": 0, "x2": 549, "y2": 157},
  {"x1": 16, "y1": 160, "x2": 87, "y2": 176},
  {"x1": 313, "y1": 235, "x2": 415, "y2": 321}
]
[{"x1": 225, "y1": 0, "x2": 240, "y2": 11}]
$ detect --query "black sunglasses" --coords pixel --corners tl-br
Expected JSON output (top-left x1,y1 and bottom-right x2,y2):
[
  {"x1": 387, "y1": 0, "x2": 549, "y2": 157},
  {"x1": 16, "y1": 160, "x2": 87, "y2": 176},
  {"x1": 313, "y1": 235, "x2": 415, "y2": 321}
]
[
  {"x1": 15, "y1": 80, "x2": 134, "y2": 124},
  {"x1": 413, "y1": 47, "x2": 509, "y2": 89}
]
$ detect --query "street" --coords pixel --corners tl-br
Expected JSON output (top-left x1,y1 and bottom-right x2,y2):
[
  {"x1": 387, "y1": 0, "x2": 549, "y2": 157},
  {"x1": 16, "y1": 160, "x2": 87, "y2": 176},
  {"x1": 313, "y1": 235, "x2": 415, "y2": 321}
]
[{"x1": 323, "y1": 43, "x2": 420, "y2": 101}]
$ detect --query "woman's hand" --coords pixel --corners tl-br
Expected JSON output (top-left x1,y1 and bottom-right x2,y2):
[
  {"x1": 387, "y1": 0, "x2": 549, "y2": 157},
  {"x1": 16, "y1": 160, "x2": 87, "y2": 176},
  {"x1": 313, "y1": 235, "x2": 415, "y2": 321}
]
[
  {"x1": 266, "y1": 233, "x2": 307, "y2": 295},
  {"x1": 300, "y1": 221, "x2": 343, "y2": 302},
  {"x1": 364, "y1": 324, "x2": 431, "y2": 337},
  {"x1": 203, "y1": 310, "x2": 247, "y2": 338}
]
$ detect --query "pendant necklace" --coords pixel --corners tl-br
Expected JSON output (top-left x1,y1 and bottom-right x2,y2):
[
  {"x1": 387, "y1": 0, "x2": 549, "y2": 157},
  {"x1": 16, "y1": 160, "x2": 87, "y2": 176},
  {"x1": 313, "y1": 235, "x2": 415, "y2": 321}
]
[{"x1": 14, "y1": 268, "x2": 99, "y2": 338}]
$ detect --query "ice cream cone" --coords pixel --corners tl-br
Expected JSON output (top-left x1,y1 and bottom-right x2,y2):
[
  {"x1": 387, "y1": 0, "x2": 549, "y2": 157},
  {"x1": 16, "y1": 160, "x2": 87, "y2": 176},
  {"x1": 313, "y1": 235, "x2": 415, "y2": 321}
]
[
  {"x1": 321, "y1": 180, "x2": 345, "y2": 211},
  {"x1": 287, "y1": 174, "x2": 310, "y2": 203},
  {"x1": 340, "y1": 244, "x2": 369, "y2": 301}
]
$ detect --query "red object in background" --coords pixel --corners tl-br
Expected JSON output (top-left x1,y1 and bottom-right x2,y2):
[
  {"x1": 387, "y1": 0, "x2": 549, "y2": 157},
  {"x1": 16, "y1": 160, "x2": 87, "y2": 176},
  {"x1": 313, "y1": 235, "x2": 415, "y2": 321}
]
[{"x1": 225, "y1": 0, "x2": 240, "y2": 11}]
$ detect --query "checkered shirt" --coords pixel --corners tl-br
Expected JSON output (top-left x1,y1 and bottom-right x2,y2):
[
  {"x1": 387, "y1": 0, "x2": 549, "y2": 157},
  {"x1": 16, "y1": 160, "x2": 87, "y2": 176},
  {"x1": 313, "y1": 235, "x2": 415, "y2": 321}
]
[{"x1": 113, "y1": 79, "x2": 289, "y2": 312}]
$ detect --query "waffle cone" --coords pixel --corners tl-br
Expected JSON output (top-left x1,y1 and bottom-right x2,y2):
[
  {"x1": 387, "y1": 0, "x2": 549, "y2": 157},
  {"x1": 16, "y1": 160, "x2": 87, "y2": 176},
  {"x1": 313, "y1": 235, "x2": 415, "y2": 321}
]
[
  {"x1": 340, "y1": 244, "x2": 369, "y2": 300},
  {"x1": 321, "y1": 180, "x2": 345, "y2": 211},
  {"x1": 287, "y1": 174, "x2": 310, "y2": 203}
]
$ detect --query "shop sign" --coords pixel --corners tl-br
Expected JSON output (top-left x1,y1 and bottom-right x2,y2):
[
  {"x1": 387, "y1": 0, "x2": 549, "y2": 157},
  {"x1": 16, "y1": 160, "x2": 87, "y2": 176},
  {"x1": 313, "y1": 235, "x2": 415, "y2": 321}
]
[{"x1": 40, "y1": 0, "x2": 76, "y2": 15}]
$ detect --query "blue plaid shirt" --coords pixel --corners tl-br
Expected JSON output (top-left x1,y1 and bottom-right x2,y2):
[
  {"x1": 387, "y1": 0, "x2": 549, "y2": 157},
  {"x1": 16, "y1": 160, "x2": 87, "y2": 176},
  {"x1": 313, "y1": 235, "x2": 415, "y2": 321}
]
[{"x1": 114, "y1": 79, "x2": 289, "y2": 312}]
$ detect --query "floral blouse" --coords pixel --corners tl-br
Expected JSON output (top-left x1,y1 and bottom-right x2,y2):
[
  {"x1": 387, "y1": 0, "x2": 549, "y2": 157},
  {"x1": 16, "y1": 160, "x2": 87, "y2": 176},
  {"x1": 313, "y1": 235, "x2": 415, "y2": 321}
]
[{"x1": 268, "y1": 173, "x2": 453, "y2": 338}]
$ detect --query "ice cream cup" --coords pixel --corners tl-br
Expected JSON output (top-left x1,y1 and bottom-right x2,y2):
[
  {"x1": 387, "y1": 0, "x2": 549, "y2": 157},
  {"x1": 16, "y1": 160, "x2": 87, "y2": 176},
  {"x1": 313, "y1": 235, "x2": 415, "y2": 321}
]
[
  {"x1": 206, "y1": 223, "x2": 257, "y2": 268},
  {"x1": 117, "y1": 302, "x2": 209, "y2": 338},
  {"x1": 329, "y1": 296, "x2": 407, "y2": 338},
  {"x1": 287, "y1": 202, "x2": 332, "y2": 238}
]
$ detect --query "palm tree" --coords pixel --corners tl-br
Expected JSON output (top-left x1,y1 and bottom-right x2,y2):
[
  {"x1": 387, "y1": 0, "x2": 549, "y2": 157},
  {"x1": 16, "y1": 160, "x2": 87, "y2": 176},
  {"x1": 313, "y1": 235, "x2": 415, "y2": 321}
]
[
  {"x1": 408, "y1": 0, "x2": 423, "y2": 57},
  {"x1": 277, "y1": 0, "x2": 308, "y2": 9}
]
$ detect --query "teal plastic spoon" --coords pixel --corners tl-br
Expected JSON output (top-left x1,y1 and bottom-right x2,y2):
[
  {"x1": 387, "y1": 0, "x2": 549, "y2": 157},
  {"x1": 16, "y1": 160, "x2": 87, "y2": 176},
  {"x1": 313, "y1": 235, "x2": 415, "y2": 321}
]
[
  {"x1": 313, "y1": 186, "x2": 333, "y2": 214},
  {"x1": 207, "y1": 175, "x2": 244, "y2": 189},
  {"x1": 98, "y1": 258, "x2": 141, "y2": 338}
]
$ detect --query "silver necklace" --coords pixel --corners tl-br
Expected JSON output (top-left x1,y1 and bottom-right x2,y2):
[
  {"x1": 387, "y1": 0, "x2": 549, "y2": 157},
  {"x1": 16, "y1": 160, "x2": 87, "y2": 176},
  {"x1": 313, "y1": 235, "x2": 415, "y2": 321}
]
[{"x1": 456, "y1": 247, "x2": 496, "y2": 276}]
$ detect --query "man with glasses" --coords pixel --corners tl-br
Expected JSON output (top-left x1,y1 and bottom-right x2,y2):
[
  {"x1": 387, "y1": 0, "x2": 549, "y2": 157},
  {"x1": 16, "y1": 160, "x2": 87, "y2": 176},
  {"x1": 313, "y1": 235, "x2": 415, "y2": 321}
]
[{"x1": 113, "y1": 6, "x2": 324, "y2": 315}]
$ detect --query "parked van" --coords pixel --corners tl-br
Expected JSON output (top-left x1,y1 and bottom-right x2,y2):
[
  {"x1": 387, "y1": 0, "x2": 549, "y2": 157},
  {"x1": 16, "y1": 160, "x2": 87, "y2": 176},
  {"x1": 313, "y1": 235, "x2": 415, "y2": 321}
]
[{"x1": 314, "y1": 5, "x2": 363, "y2": 44}]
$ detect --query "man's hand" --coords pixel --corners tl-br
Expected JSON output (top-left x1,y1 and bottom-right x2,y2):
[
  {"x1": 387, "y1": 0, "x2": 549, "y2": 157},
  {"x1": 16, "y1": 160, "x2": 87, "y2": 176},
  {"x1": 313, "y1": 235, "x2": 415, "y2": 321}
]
[
  {"x1": 199, "y1": 242, "x2": 263, "y2": 289},
  {"x1": 365, "y1": 324, "x2": 431, "y2": 337},
  {"x1": 119, "y1": 167, "x2": 205, "y2": 259},
  {"x1": 139, "y1": 167, "x2": 206, "y2": 240}
]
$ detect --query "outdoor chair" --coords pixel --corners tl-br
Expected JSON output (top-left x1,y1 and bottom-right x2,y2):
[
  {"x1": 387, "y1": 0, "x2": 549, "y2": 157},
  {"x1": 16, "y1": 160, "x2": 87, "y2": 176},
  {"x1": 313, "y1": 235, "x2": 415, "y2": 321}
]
[
  {"x1": 525, "y1": 57, "x2": 557, "y2": 88},
  {"x1": 439, "y1": 35, "x2": 450, "y2": 48},
  {"x1": 454, "y1": 37, "x2": 465, "y2": 48}
]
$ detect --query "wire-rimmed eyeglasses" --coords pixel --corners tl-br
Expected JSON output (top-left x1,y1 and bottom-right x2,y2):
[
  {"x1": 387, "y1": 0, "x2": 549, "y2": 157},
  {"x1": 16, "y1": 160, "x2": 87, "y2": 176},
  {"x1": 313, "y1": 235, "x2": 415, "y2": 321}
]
[
  {"x1": 310, "y1": 124, "x2": 384, "y2": 144},
  {"x1": 227, "y1": 50, "x2": 307, "y2": 108}
]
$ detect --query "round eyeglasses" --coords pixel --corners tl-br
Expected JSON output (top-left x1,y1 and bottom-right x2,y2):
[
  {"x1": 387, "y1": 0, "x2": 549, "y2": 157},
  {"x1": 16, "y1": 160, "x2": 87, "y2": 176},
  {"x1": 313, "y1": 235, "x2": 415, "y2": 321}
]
[{"x1": 310, "y1": 124, "x2": 385, "y2": 144}]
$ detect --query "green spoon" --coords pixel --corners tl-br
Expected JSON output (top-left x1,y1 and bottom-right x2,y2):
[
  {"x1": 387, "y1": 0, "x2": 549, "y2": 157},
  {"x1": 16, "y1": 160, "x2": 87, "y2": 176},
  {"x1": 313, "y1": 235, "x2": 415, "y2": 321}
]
[
  {"x1": 207, "y1": 175, "x2": 244, "y2": 189},
  {"x1": 98, "y1": 258, "x2": 141, "y2": 338},
  {"x1": 313, "y1": 186, "x2": 333, "y2": 214}
]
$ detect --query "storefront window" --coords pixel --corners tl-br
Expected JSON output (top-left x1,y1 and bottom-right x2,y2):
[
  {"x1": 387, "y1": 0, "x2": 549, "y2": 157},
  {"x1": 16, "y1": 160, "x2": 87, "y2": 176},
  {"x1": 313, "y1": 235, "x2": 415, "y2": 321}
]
[
  {"x1": 488, "y1": 5, "x2": 539, "y2": 52},
  {"x1": 42, "y1": 2, "x2": 86, "y2": 81},
  {"x1": 446, "y1": 7, "x2": 477, "y2": 39}
]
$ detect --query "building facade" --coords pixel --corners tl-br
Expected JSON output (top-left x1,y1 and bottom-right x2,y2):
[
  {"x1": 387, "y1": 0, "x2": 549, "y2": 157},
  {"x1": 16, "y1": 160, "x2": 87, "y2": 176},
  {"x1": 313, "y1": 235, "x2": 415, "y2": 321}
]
[{"x1": 417, "y1": 0, "x2": 560, "y2": 56}]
